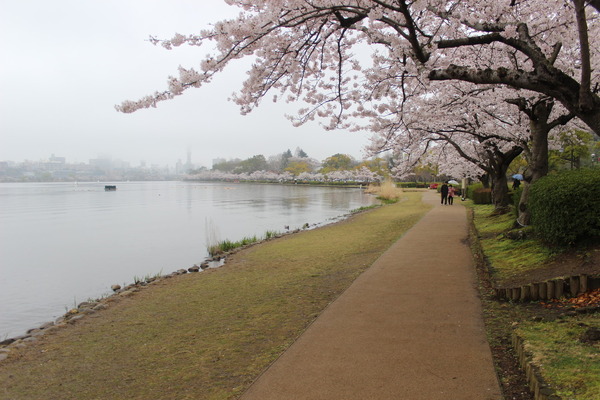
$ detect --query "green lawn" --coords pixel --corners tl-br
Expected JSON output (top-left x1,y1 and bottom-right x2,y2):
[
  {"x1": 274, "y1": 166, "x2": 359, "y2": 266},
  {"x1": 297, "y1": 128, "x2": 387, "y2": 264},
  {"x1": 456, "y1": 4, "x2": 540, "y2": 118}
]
[{"x1": 471, "y1": 204, "x2": 554, "y2": 284}]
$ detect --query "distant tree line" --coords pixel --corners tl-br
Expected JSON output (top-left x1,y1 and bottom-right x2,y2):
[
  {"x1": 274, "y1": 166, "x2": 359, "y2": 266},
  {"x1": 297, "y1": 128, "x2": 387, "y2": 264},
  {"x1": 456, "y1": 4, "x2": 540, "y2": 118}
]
[{"x1": 194, "y1": 147, "x2": 393, "y2": 179}]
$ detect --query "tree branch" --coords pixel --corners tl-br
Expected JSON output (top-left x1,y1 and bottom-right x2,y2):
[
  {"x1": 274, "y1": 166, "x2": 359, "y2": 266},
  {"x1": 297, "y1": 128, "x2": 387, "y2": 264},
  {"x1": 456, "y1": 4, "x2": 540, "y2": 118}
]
[
  {"x1": 587, "y1": 0, "x2": 600, "y2": 12},
  {"x1": 436, "y1": 33, "x2": 503, "y2": 49},
  {"x1": 573, "y1": 0, "x2": 594, "y2": 111}
]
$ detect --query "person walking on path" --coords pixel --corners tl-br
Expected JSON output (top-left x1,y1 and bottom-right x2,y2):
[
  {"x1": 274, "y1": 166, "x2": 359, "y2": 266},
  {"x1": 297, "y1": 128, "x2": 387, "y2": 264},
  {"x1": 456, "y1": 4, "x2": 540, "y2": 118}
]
[
  {"x1": 440, "y1": 181, "x2": 449, "y2": 205},
  {"x1": 240, "y1": 190, "x2": 502, "y2": 400},
  {"x1": 448, "y1": 185, "x2": 456, "y2": 205},
  {"x1": 512, "y1": 178, "x2": 521, "y2": 190}
]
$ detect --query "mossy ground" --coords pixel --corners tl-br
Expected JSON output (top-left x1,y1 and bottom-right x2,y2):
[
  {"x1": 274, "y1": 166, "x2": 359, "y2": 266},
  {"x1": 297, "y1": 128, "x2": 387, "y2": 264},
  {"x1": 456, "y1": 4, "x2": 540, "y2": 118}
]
[
  {"x1": 0, "y1": 192, "x2": 430, "y2": 400},
  {"x1": 517, "y1": 314, "x2": 600, "y2": 400},
  {"x1": 471, "y1": 204, "x2": 555, "y2": 285}
]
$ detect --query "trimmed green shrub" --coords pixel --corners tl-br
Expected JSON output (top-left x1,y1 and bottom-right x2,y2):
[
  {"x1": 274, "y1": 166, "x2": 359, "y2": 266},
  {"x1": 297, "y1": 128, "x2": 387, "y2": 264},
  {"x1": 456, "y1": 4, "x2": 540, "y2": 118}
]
[
  {"x1": 465, "y1": 182, "x2": 484, "y2": 200},
  {"x1": 398, "y1": 182, "x2": 430, "y2": 188},
  {"x1": 529, "y1": 169, "x2": 600, "y2": 245},
  {"x1": 472, "y1": 188, "x2": 492, "y2": 204}
]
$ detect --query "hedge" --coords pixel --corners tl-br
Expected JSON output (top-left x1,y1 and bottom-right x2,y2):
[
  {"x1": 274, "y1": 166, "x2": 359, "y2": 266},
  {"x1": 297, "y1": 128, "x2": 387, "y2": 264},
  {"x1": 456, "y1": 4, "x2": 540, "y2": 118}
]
[
  {"x1": 465, "y1": 182, "x2": 492, "y2": 204},
  {"x1": 472, "y1": 188, "x2": 493, "y2": 204},
  {"x1": 398, "y1": 182, "x2": 430, "y2": 188},
  {"x1": 529, "y1": 169, "x2": 600, "y2": 245}
]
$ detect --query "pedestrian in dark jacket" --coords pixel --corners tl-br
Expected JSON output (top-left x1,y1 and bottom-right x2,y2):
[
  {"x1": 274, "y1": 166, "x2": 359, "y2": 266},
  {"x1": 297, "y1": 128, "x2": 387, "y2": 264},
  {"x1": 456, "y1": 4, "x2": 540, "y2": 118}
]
[{"x1": 440, "y1": 182, "x2": 449, "y2": 205}]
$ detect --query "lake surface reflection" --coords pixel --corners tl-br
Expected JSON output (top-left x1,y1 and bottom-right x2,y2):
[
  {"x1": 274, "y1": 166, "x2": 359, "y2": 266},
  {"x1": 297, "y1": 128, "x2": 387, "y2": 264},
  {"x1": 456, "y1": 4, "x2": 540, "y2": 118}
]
[{"x1": 0, "y1": 181, "x2": 377, "y2": 338}]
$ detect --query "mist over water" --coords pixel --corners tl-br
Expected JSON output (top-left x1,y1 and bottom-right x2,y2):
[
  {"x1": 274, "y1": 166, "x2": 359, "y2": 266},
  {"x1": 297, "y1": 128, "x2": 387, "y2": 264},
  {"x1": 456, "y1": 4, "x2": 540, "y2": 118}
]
[{"x1": 0, "y1": 181, "x2": 377, "y2": 338}]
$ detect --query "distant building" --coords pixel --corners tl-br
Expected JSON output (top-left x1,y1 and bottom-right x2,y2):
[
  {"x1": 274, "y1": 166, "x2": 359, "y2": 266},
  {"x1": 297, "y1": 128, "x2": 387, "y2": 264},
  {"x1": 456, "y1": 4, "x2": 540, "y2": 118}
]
[
  {"x1": 184, "y1": 148, "x2": 193, "y2": 172},
  {"x1": 176, "y1": 159, "x2": 184, "y2": 174},
  {"x1": 49, "y1": 154, "x2": 66, "y2": 164},
  {"x1": 89, "y1": 158, "x2": 112, "y2": 170}
]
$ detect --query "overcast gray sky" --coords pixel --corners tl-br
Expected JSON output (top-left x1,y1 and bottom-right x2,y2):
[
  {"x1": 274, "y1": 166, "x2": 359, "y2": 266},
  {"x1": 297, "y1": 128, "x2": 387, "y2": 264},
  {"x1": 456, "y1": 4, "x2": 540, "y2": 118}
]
[{"x1": 0, "y1": 0, "x2": 370, "y2": 168}]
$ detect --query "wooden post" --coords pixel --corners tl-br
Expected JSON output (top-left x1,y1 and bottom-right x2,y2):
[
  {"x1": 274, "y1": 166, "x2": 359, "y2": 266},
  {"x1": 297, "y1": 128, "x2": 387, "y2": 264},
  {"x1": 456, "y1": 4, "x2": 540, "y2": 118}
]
[
  {"x1": 495, "y1": 288, "x2": 506, "y2": 300},
  {"x1": 580, "y1": 274, "x2": 588, "y2": 293},
  {"x1": 511, "y1": 287, "x2": 521, "y2": 301},
  {"x1": 530, "y1": 283, "x2": 539, "y2": 301},
  {"x1": 569, "y1": 276, "x2": 580, "y2": 297},
  {"x1": 538, "y1": 282, "x2": 547, "y2": 300},
  {"x1": 555, "y1": 279, "x2": 564, "y2": 298},
  {"x1": 546, "y1": 280, "x2": 555, "y2": 299},
  {"x1": 520, "y1": 285, "x2": 531, "y2": 301}
]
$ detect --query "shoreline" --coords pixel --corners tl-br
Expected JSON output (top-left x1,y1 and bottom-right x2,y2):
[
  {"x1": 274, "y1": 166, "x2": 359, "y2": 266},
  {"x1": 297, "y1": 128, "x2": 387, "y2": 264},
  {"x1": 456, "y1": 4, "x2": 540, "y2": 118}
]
[
  {"x1": 0, "y1": 192, "x2": 430, "y2": 398},
  {"x1": 0, "y1": 196, "x2": 384, "y2": 346},
  {"x1": 1, "y1": 181, "x2": 378, "y2": 340}
]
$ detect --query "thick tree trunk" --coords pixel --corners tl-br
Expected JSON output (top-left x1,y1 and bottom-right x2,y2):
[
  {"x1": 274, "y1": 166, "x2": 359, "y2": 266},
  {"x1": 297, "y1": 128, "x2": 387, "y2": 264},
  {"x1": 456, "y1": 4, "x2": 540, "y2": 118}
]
[
  {"x1": 480, "y1": 174, "x2": 490, "y2": 188},
  {"x1": 491, "y1": 173, "x2": 510, "y2": 212},
  {"x1": 487, "y1": 146, "x2": 523, "y2": 214},
  {"x1": 489, "y1": 160, "x2": 514, "y2": 213},
  {"x1": 517, "y1": 106, "x2": 551, "y2": 226}
]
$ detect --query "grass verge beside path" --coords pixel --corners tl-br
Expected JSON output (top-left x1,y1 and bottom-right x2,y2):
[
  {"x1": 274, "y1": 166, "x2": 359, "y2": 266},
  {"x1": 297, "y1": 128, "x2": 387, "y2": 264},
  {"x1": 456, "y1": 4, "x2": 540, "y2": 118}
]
[
  {"x1": 469, "y1": 202, "x2": 600, "y2": 400},
  {"x1": 0, "y1": 192, "x2": 430, "y2": 400},
  {"x1": 471, "y1": 204, "x2": 554, "y2": 286}
]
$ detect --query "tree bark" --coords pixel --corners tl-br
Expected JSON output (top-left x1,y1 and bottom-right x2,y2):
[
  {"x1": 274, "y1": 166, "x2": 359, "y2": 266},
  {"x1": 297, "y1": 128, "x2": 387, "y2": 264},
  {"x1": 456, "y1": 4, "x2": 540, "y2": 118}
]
[
  {"x1": 480, "y1": 174, "x2": 490, "y2": 189},
  {"x1": 480, "y1": 146, "x2": 523, "y2": 214},
  {"x1": 516, "y1": 102, "x2": 552, "y2": 226}
]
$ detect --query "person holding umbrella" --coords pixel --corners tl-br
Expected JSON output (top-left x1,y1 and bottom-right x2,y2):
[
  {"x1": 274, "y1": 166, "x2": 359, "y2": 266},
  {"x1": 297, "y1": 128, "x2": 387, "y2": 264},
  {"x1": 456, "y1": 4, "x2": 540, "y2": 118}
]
[
  {"x1": 512, "y1": 174, "x2": 523, "y2": 190},
  {"x1": 446, "y1": 179, "x2": 459, "y2": 204},
  {"x1": 448, "y1": 184, "x2": 456, "y2": 205}
]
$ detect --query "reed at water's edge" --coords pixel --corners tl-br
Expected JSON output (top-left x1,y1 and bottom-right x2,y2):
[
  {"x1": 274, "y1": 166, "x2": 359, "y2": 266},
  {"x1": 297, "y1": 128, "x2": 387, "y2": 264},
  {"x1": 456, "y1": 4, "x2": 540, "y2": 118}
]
[{"x1": 365, "y1": 178, "x2": 404, "y2": 203}]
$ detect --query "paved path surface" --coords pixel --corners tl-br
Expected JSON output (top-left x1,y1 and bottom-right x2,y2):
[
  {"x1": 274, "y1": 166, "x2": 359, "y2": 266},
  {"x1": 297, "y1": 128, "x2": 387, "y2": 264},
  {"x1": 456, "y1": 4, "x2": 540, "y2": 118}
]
[{"x1": 240, "y1": 190, "x2": 503, "y2": 400}]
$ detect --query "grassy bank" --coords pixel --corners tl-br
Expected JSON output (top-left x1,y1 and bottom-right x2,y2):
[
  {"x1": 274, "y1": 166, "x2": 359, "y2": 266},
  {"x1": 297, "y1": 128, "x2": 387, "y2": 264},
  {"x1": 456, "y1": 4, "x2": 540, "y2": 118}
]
[
  {"x1": 469, "y1": 202, "x2": 600, "y2": 400},
  {"x1": 471, "y1": 204, "x2": 555, "y2": 286},
  {"x1": 0, "y1": 192, "x2": 430, "y2": 400}
]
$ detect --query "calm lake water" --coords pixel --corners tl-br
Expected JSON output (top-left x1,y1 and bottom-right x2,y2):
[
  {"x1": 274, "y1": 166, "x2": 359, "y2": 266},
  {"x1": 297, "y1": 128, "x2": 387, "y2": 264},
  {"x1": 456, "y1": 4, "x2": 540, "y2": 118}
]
[{"x1": 0, "y1": 181, "x2": 377, "y2": 338}]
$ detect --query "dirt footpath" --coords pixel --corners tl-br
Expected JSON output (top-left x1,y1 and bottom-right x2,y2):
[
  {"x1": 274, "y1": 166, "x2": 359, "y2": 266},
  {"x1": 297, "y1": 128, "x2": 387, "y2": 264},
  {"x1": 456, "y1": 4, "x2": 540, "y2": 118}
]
[{"x1": 240, "y1": 190, "x2": 502, "y2": 400}]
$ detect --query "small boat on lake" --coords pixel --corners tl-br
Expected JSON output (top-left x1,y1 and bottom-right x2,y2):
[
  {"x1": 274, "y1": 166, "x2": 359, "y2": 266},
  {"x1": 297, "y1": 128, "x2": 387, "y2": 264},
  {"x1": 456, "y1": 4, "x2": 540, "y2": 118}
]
[{"x1": 104, "y1": 185, "x2": 117, "y2": 191}]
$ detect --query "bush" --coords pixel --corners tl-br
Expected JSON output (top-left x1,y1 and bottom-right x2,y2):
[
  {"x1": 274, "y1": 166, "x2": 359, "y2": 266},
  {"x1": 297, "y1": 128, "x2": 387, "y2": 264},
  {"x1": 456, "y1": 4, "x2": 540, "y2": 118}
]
[
  {"x1": 465, "y1": 182, "x2": 484, "y2": 200},
  {"x1": 466, "y1": 182, "x2": 493, "y2": 204},
  {"x1": 529, "y1": 169, "x2": 600, "y2": 245},
  {"x1": 472, "y1": 188, "x2": 493, "y2": 204},
  {"x1": 398, "y1": 182, "x2": 429, "y2": 188}
]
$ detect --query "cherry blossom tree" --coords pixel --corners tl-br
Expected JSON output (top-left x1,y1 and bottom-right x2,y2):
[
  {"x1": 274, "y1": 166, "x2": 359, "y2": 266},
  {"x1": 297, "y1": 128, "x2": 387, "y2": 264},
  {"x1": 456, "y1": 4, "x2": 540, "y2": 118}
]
[
  {"x1": 364, "y1": 71, "x2": 580, "y2": 214},
  {"x1": 188, "y1": 168, "x2": 382, "y2": 183},
  {"x1": 117, "y1": 1, "x2": 598, "y2": 216},
  {"x1": 506, "y1": 97, "x2": 576, "y2": 224},
  {"x1": 117, "y1": 1, "x2": 598, "y2": 131},
  {"x1": 353, "y1": 166, "x2": 382, "y2": 182},
  {"x1": 366, "y1": 81, "x2": 526, "y2": 209}
]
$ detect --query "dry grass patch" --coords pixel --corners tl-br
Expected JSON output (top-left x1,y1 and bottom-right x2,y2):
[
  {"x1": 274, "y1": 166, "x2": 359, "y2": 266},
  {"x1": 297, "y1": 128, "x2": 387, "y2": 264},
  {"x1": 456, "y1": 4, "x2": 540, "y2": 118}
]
[
  {"x1": 365, "y1": 179, "x2": 403, "y2": 202},
  {"x1": 0, "y1": 192, "x2": 430, "y2": 400}
]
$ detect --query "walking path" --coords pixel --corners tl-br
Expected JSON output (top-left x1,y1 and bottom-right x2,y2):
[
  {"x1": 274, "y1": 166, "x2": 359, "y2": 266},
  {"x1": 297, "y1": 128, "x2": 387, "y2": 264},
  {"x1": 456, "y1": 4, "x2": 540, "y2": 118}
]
[{"x1": 240, "y1": 190, "x2": 502, "y2": 400}]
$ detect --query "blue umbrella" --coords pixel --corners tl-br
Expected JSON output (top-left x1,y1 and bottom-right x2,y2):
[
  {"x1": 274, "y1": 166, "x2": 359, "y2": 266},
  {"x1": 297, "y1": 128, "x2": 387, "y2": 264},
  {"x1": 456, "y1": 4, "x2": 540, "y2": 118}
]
[{"x1": 512, "y1": 174, "x2": 523, "y2": 180}]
